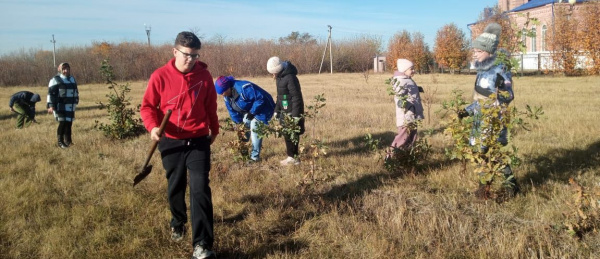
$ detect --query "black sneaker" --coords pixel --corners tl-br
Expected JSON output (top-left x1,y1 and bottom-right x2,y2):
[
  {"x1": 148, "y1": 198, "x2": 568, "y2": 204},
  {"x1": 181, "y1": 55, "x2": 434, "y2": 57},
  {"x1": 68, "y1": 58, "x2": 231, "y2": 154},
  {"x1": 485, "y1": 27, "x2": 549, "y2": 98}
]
[
  {"x1": 171, "y1": 225, "x2": 185, "y2": 242},
  {"x1": 192, "y1": 244, "x2": 216, "y2": 259}
]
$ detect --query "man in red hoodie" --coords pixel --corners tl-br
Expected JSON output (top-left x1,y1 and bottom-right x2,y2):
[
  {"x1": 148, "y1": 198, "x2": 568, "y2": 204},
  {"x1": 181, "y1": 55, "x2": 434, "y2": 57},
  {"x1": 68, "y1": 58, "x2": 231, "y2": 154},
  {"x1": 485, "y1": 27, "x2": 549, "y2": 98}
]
[{"x1": 140, "y1": 31, "x2": 219, "y2": 259}]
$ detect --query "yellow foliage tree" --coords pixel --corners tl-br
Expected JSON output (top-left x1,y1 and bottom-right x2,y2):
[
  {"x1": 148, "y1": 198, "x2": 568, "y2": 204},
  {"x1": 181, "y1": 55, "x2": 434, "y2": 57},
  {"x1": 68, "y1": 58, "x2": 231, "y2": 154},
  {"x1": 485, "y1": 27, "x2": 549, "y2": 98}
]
[
  {"x1": 411, "y1": 32, "x2": 432, "y2": 73},
  {"x1": 579, "y1": 2, "x2": 600, "y2": 75},
  {"x1": 551, "y1": 6, "x2": 580, "y2": 76},
  {"x1": 433, "y1": 23, "x2": 468, "y2": 73},
  {"x1": 387, "y1": 31, "x2": 431, "y2": 73},
  {"x1": 386, "y1": 30, "x2": 412, "y2": 70},
  {"x1": 92, "y1": 41, "x2": 112, "y2": 58}
]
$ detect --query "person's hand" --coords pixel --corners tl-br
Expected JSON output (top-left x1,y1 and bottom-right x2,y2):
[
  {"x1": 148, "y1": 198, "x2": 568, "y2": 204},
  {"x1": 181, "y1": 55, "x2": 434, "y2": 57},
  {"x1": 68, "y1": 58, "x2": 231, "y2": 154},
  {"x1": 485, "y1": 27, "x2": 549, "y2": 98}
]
[
  {"x1": 209, "y1": 134, "x2": 217, "y2": 145},
  {"x1": 9, "y1": 107, "x2": 14, "y2": 112},
  {"x1": 150, "y1": 127, "x2": 161, "y2": 141},
  {"x1": 47, "y1": 107, "x2": 54, "y2": 114},
  {"x1": 457, "y1": 109, "x2": 469, "y2": 119},
  {"x1": 245, "y1": 113, "x2": 255, "y2": 121}
]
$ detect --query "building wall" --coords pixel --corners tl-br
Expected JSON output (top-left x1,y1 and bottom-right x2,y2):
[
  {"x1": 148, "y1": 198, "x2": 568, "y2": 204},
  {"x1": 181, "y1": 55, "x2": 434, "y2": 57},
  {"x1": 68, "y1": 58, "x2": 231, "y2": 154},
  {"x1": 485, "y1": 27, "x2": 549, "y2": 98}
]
[
  {"x1": 502, "y1": 1, "x2": 591, "y2": 70},
  {"x1": 504, "y1": 2, "x2": 586, "y2": 53},
  {"x1": 508, "y1": 4, "x2": 553, "y2": 53},
  {"x1": 500, "y1": 0, "x2": 528, "y2": 12}
]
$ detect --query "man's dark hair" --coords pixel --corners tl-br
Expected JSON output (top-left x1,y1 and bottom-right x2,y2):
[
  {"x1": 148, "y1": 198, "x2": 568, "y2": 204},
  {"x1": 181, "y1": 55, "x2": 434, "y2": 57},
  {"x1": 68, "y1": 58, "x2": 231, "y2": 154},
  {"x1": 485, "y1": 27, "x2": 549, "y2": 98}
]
[{"x1": 175, "y1": 31, "x2": 201, "y2": 49}]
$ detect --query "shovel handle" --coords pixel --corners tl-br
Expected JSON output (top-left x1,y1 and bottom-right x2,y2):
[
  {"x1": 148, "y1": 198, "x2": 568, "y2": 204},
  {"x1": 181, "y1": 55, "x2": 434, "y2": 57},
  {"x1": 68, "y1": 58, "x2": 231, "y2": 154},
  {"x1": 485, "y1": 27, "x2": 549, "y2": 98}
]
[{"x1": 141, "y1": 109, "x2": 172, "y2": 168}]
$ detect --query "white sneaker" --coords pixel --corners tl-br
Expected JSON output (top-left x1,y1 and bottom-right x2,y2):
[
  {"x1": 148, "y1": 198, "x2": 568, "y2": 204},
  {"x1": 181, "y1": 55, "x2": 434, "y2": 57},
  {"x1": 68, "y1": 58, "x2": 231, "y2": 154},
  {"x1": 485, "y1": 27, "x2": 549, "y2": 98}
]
[
  {"x1": 192, "y1": 244, "x2": 216, "y2": 259},
  {"x1": 280, "y1": 156, "x2": 300, "y2": 166}
]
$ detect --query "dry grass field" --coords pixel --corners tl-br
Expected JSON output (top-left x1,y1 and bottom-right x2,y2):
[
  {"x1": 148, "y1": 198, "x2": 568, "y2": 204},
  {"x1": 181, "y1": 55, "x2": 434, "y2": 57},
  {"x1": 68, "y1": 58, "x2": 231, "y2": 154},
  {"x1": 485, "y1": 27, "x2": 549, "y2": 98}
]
[{"x1": 1, "y1": 72, "x2": 599, "y2": 258}]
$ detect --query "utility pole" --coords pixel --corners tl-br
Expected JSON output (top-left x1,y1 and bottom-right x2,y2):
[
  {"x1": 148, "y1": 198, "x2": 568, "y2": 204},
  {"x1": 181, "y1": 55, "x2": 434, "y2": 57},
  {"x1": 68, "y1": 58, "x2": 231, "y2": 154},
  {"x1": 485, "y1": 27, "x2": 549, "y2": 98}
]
[
  {"x1": 319, "y1": 25, "x2": 333, "y2": 74},
  {"x1": 145, "y1": 24, "x2": 151, "y2": 46},
  {"x1": 328, "y1": 25, "x2": 333, "y2": 74},
  {"x1": 50, "y1": 34, "x2": 56, "y2": 68}
]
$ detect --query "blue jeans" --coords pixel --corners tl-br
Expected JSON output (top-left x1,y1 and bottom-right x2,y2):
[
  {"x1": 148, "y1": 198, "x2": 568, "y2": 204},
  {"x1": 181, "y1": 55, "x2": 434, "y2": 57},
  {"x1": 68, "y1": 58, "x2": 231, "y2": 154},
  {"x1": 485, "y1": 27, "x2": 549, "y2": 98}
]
[{"x1": 243, "y1": 117, "x2": 263, "y2": 161}]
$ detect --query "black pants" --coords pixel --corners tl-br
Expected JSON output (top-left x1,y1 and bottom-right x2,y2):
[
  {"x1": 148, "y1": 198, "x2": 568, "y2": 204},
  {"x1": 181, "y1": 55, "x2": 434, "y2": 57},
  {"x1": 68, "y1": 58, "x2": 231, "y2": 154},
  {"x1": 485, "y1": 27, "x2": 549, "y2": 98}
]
[
  {"x1": 160, "y1": 136, "x2": 213, "y2": 248},
  {"x1": 57, "y1": 121, "x2": 72, "y2": 136},
  {"x1": 284, "y1": 134, "x2": 300, "y2": 158},
  {"x1": 282, "y1": 117, "x2": 304, "y2": 158}
]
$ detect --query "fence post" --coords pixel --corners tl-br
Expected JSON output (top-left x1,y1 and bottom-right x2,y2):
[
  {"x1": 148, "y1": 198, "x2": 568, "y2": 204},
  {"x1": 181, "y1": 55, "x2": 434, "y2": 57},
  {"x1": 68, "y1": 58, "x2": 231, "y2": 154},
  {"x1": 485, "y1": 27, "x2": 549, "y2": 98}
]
[
  {"x1": 520, "y1": 53, "x2": 524, "y2": 77},
  {"x1": 537, "y1": 53, "x2": 542, "y2": 74}
]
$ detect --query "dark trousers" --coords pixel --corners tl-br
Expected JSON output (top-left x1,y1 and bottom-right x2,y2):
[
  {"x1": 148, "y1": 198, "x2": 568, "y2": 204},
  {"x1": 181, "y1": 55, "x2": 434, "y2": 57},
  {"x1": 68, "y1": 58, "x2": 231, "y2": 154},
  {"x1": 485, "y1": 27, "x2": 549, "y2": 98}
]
[
  {"x1": 283, "y1": 117, "x2": 304, "y2": 158},
  {"x1": 57, "y1": 121, "x2": 73, "y2": 137},
  {"x1": 284, "y1": 134, "x2": 300, "y2": 158},
  {"x1": 160, "y1": 136, "x2": 214, "y2": 248}
]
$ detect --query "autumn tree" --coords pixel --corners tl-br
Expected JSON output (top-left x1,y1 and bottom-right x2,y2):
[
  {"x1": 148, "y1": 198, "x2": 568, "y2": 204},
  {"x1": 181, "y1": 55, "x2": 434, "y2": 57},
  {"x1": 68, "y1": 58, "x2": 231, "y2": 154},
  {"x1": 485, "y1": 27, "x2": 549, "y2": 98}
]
[
  {"x1": 410, "y1": 32, "x2": 432, "y2": 73},
  {"x1": 551, "y1": 6, "x2": 580, "y2": 76},
  {"x1": 387, "y1": 30, "x2": 412, "y2": 70},
  {"x1": 434, "y1": 23, "x2": 468, "y2": 73},
  {"x1": 579, "y1": 1, "x2": 600, "y2": 75},
  {"x1": 386, "y1": 31, "x2": 431, "y2": 73}
]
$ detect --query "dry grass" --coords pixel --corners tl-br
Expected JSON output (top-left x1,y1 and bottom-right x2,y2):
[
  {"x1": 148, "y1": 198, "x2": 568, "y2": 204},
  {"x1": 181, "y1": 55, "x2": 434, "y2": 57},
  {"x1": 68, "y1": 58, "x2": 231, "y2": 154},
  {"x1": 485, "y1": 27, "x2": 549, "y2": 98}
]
[{"x1": 1, "y1": 73, "x2": 599, "y2": 258}]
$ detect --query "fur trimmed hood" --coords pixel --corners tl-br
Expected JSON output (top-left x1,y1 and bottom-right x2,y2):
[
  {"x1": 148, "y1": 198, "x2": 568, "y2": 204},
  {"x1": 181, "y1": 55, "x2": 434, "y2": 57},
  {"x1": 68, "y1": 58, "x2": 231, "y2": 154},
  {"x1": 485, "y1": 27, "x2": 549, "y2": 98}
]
[{"x1": 473, "y1": 48, "x2": 510, "y2": 72}]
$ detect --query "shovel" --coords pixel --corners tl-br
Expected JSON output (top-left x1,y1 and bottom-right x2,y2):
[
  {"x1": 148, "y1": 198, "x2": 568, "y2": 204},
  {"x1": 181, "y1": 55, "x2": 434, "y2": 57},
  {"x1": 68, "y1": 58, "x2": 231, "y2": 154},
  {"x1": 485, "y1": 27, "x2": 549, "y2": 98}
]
[{"x1": 133, "y1": 109, "x2": 172, "y2": 186}]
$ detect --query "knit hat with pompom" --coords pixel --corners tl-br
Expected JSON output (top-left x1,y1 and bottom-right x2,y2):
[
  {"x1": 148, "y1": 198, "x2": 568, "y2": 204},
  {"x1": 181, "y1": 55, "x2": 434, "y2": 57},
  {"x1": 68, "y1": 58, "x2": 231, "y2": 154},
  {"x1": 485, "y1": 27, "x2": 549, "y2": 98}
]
[{"x1": 472, "y1": 23, "x2": 501, "y2": 54}]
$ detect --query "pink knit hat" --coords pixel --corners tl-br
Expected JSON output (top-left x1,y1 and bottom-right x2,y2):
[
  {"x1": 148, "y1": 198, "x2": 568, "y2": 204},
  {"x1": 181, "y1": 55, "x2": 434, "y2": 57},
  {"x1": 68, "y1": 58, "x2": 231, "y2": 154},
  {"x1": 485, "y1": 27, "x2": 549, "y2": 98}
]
[{"x1": 396, "y1": 59, "x2": 414, "y2": 73}]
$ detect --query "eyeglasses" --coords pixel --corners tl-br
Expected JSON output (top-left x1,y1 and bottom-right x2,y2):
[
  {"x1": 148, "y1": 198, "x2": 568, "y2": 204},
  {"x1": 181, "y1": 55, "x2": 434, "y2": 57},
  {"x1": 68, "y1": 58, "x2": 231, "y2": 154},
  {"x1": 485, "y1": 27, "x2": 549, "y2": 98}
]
[
  {"x1": 473, "y1": 49, "x2": 485, "y2": 54},
  {"x1": 175, "y1": 48, "x2": 200, "y2": 59}
]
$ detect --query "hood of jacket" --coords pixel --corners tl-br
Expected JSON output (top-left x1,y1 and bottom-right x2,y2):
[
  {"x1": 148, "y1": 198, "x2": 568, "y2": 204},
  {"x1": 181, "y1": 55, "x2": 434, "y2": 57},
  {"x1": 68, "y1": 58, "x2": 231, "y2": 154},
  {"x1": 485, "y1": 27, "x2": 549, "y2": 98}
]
[
  {"x1": 279, "y1": 61, "x2": 298, "y2": 78},
  {"x1": 473, "y1": 49, "x2": 510, "y2": 72}
]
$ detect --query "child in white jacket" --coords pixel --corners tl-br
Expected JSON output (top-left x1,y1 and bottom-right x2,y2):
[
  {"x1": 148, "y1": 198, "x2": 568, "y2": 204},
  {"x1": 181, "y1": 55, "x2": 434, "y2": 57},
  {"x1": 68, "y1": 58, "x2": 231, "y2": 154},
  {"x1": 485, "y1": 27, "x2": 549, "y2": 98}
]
[{"x1": 388, "y1": 59, "x2": 424, "y2": 158}]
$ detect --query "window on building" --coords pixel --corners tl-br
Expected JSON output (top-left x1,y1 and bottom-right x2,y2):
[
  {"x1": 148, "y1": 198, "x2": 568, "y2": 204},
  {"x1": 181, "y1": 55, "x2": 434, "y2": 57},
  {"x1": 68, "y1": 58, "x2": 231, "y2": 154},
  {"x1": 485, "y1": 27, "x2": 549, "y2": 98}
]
[
  {"x1": 541, "y1": 25, "x2": 547, "y2": 51},
  {"x1": 531, "y1": 26, "x2": 537, "y2": 52}
]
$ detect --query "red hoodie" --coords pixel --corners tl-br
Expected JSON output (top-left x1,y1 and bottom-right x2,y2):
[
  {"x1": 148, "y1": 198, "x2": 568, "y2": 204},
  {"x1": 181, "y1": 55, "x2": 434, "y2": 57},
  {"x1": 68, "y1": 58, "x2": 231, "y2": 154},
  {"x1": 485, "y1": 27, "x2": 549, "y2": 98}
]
[{"x1": 141, "y1": 58, "x2": 219, "y2": 139}]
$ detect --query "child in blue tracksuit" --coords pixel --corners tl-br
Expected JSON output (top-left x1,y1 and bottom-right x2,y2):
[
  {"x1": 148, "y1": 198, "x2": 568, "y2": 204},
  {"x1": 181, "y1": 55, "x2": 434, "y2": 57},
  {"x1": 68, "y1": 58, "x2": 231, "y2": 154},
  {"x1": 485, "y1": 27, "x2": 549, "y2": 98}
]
[{"x1": 215, "y1": 76, "x2": 275, "y2": 161}]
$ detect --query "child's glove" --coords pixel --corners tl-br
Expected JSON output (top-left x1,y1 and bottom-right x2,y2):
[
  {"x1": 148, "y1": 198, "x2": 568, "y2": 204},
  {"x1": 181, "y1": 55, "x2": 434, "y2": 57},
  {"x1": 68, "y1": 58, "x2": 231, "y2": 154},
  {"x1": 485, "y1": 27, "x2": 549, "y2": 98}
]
[{"x1": 457, "y1": 109, "x2": 469, "y2": 119}]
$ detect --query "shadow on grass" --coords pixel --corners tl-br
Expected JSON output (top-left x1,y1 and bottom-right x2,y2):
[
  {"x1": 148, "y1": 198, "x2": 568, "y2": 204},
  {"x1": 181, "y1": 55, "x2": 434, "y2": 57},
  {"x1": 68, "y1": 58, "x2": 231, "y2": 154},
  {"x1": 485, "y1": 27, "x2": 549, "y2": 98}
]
[
  {"x1": 216, "y1": 193, "x2": 314, "y2": 258},
  {"x1": 222, "y1": 154, "x2": 456, "y2": 258},
  {"x1": 324, "y1": 126, "x2": 448, "y2": 158},
  {"x1": 216, "y1": 239, "x2": 307, "y2": 259},
  {"x1": 322, "y1": 157, "x2": 455, "y2": 202},
  {"x1": 325, "y1": 131, "x2": 396, "y2": 157},
  {"x1": 74, "y1": 104, "x2": 104, "y2": 112},
  {"x1": 521, "y1": 140, "x2": 600, "y2": 185},
  {"x1": 0, "y1": 104, "x2": 104, "y2": 122}
]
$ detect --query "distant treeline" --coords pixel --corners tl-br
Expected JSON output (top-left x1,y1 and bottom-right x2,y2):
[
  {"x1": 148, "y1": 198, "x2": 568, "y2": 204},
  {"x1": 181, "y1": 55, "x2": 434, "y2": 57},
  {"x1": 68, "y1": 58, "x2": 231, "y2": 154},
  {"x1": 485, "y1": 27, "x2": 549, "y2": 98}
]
[{"x1": 0, "y1": 35, "x2": 382, "y2": 87}]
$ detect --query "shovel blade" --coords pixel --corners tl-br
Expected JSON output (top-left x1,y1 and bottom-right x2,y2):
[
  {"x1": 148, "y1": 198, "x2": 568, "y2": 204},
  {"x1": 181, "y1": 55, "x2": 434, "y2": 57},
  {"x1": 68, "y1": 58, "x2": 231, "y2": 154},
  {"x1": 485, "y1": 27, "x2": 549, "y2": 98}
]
[{"x1": 133, "y1": 165, "x2": 153, "y2": 186}]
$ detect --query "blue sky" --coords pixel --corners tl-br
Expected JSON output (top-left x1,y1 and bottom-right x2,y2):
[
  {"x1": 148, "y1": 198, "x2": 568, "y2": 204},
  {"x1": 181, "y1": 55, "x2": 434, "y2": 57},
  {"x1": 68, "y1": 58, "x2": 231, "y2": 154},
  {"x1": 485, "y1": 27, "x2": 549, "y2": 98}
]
[{"x1": 0, "y1": 0, "x2": 498, "y2": 56}]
